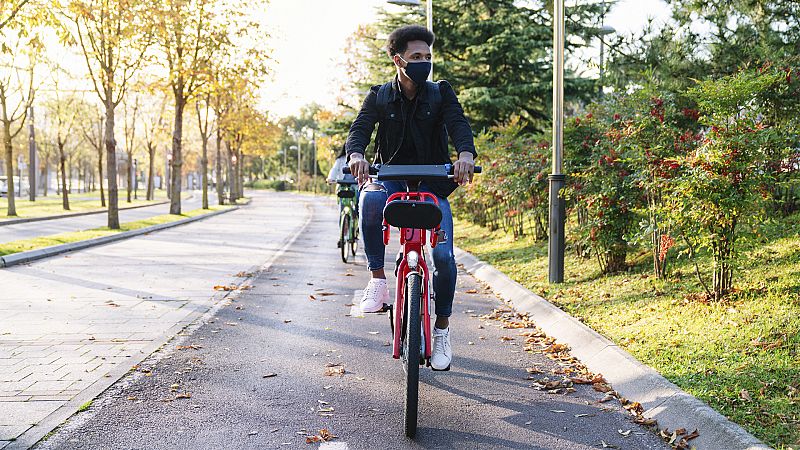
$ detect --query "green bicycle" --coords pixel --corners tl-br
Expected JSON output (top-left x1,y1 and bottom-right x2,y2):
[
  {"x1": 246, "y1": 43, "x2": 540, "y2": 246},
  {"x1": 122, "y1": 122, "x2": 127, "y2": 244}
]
[{"x1": 336, "y1": 175, "x2": 360, "y2": 263}]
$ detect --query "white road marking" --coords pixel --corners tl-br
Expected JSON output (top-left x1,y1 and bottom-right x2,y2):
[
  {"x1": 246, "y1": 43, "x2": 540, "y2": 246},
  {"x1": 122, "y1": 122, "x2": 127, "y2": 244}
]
[
  {"x1": 320, "y1": 442, "x2": 349, "y2": 450},
  {"x1": 350, "y1": 290, "x2": 365, "y2": 317}
]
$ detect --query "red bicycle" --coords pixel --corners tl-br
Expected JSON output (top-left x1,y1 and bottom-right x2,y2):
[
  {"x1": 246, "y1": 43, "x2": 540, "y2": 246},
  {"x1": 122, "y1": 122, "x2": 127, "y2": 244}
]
[{"x1": 345, "y1": 163, "x2": 481, "y2": 438}]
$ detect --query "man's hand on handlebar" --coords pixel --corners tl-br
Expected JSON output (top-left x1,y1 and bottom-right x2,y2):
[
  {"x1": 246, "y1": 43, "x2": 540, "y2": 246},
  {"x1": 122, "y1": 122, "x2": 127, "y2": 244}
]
[
  {"x1": 348, "y1": 153, "x2": 371, "y2": 185},
  {"x1": 453, "y1": 151, "x2": 475, "y2": 186}
]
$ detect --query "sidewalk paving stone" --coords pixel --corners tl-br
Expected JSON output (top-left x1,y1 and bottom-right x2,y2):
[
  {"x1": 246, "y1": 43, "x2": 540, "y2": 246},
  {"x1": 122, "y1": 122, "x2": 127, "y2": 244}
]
[{"x1": 0, "y1": 192, "x2": 312, "y2": 447}]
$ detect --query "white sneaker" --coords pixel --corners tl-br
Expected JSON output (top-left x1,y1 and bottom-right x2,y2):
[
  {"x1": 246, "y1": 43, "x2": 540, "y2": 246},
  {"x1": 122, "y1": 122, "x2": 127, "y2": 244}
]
[
  {"x1": 431, "y1": 327, "x2": 452, "y2": 371},
  {"x1": 360, "y1": 278, "x2": 390, "y2": 313}
]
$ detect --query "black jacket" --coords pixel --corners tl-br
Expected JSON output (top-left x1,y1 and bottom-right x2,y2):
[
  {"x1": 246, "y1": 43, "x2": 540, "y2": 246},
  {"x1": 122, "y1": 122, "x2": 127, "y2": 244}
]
[{"x1": 345, "y1": 77, "x2": 477, "y2": 197}]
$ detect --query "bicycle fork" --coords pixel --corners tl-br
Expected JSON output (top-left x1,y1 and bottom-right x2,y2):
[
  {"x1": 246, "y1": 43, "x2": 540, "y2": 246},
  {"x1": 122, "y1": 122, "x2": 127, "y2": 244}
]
[{"x1": 392, "y1": 229, "x2": 432, "y2": 363}]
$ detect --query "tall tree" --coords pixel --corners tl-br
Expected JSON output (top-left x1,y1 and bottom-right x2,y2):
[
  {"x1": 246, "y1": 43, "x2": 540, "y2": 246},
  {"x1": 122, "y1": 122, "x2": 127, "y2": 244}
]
[
  {"x1": 62, "y1": 0, "x2": 152, "y2": 228},
  {"x1": 43, "y1": 79, "x2": 82, "y2": 210},
  {"x1": 80, "y1": 112, "x2": 106, "y2": 206},
  {"x1": 140, "y1": 94, "x2": 166, "y2": 201},
  {"x1": 0, "y1": 21, "x2": 39, "y2": 216},
  {"x1": 194, "y1": 90, "x2": 213, "y2": 209},
  {"x1": 606, "y1": 1, "x2": 800, "y2": 94},
  {"x1": 156, "y1": 0, "x2": 224, "y2": 214},
  {"x1": 122, "y1": 96, "x2": 139, "y2": 202},
  {"x1": 350, "y1": 0, "x2": 608, "y2": 132}
]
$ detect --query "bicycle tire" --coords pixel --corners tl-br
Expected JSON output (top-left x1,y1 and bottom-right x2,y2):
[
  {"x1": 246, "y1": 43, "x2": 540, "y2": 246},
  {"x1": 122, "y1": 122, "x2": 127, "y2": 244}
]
[
  {"x1": 340, "y1": 213, "x2": 350, "y2": 263},
  {"x1": 350, "y1": 213, "x2": 359, "y2": 257},
  {"x1": 404, "y1": 273, "x2": 422, "y2": 438}
]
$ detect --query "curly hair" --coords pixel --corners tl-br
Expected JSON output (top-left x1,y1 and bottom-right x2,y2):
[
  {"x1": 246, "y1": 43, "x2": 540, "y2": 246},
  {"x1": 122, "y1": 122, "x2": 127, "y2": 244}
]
[{"x1": 386, "y1": 25, "x2": 435, "y2": 56}]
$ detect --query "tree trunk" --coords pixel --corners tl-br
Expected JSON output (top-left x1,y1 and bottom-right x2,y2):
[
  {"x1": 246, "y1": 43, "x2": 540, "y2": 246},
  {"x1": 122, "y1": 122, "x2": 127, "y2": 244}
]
[
  {"x1": 227, "y1": 144, "x2": 234, "y2": 204},
  {"x1": 201, "y1": 136, "x2": 208, "y2": 209},
  {"x1": 170, "y1": 94, "x2": 185, "y2": 215},
  {"x1": 97, "y1": 145, "x2": 105, "y2": 207},
  {"x1": 3, "y1": 121, "x2": 17, "y2": 216},
  {"x1": 43, "y1": 159, "x2": 48, "y2": 196},
  {"x1": 147, "y1": 143, "x2": 155, "y2": 201},
  {"x1": 59, "y1": 143, "x2": 70, "y2": 210},
  {"x1": 215, "y1": 128, "x2": 224, "y2": 205},
  {"x1": 233, "y1": 148, "x2": 240, "y2": 200},
  {"x1": 126, "y1": 151, "x2": 133, "y2": 203},
  {"x1": 105, "y1": 96, "x2": 120, "y2": 229}
]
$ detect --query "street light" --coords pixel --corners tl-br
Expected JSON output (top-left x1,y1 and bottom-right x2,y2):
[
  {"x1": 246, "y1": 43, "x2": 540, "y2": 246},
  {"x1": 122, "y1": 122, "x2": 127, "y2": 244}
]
[
  {"x1": 549, "y1": 0, "x2": 566, "y2": 283},
  {"x1": 597, "y1": 24, "x2": 616, "y2": 95},
  {"x1": 387, "y1": 0, "x2": 434, "y2": 81}
]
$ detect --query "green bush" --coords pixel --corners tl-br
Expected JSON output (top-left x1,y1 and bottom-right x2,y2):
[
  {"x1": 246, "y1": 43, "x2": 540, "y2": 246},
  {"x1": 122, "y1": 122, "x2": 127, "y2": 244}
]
[
  {"x1": 246, "y1": 179, "x2": 288, "y2": 191},
  {"x1": 451, "y1": 119, "x2": 549, "y2": 239}
]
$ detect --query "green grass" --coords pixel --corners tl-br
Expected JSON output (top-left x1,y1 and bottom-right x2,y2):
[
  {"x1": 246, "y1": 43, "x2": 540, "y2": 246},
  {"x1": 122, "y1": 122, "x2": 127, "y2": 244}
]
[
  {"x1": 0, "y1": 205, "x2": 230, "y2": 256},
  {"x1": 77, "y1": 400, "x2": 93, "y2": 413},
  {"x1": 0, "y1": 190, "x2": 172, "y2": 220},
  {"x1": 455, "y1": 213, "x2": 800, "y2": 449}
]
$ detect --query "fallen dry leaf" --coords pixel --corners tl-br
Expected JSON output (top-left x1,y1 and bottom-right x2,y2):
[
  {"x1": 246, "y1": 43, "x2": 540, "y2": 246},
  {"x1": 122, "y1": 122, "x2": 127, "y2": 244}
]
[
  {"x1": 176, "y1": 345, "x2": 202, "y2": 350},
  {"x1": 175, "y1": 392, "x2": 192, "y2": 399},
  {"x1": 324, "y1": 364, "x2": 346, "y2": 376},
  {"x1": 740, "y1": 389, "x2": 752, "y2": 402},
  {"x1": 465, "y1": 289, "x2": 478, "y2": 294},
  {"x1": 213, "y1": 285, "x2": 238, "y2": 291}
]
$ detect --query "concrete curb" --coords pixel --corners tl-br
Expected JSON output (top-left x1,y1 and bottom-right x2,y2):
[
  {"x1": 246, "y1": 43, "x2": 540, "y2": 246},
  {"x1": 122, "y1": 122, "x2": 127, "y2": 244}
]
[
  {"x1": 7, "y1": 198, "x2": 315, "y2": 450},
  {"x1": 0, "y1": 199, "x2": 175, "y2": 227},
  {"x1": 0, "y1": 207, "x2": 237, "y2": 269},
  {"x1": 454, "y1": 247, "x2": 772, "y2": 450}
]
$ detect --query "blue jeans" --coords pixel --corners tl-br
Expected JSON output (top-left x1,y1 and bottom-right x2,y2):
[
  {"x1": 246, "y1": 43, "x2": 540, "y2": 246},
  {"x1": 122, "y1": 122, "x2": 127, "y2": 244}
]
[{"x1": 359, "y1": 181, "x2": 456, "y2": 318}]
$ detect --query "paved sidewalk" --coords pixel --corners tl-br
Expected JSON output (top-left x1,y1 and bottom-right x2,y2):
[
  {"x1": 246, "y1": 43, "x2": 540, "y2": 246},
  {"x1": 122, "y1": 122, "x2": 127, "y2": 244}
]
[
  {"x1": 0, "y1": 191, "x2": 215, "y2": 244},
  {"x1": 0, "y1": 191, "x2": 311, "y2": 448}
]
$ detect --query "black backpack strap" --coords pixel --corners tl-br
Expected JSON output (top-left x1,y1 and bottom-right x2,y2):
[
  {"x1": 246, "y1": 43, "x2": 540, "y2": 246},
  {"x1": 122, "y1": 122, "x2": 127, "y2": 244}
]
[
  {"x1": 426, "y1": 80, "x2": 442, "y2": 116},
  {"x1": 376, "y1": 82, "x2": 393, "y2": 121}
]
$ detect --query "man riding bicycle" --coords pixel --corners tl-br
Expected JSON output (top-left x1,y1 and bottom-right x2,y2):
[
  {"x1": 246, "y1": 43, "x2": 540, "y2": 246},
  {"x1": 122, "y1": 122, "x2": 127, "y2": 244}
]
[{"x1": 346, "y1": 25, "x2": 477, "y2": 371}]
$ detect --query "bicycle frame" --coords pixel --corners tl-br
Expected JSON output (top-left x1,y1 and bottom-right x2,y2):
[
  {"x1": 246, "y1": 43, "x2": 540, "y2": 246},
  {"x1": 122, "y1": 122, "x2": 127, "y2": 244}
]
[{"x1": 385, "y1": 190, "x2": 441, "y2": 362}]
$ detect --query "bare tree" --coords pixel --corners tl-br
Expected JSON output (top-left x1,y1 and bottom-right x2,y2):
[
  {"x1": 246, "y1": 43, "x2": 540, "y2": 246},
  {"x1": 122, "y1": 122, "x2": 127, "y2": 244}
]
[
  {"x1": 81, "y1": 112, "x2": 105, "y2": 207},
  {"x1": 62, "y1": 0, "x2": 152, "y2": 228},
  {"x1": 122, "y1": 96, "x2": 139, "y2": 202},
  {"x1": 0, "y1": 39, "x2": 37, "y2": 216},
  {"x1": 45, "y1": 82, "x2": 81, "y2": 210},
  {"x1": 140, "y1": 94, "x2": 167, "y2": 201}
]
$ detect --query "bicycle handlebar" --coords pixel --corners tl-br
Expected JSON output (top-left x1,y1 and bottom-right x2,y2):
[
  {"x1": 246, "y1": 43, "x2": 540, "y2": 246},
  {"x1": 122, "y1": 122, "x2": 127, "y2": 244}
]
[{"x1": 342, "y1": 164, "x2": 482, "y2": 178}]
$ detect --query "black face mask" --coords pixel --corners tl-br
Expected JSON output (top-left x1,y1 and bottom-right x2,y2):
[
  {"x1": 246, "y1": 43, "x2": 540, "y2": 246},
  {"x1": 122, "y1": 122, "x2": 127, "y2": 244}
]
[{"x1": 398, "y1": 56, "x2": 431, "y2": 86}]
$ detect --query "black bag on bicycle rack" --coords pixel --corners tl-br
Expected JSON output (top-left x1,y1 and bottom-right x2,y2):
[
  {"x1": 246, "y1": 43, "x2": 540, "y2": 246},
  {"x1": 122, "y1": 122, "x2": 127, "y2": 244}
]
[{"x1": 383, "y1": 200, "x2": 442, "y2": 230}]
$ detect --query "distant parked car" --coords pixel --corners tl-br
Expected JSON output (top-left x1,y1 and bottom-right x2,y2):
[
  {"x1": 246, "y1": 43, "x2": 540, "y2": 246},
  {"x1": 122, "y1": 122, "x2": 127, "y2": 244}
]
[{"x1": 0, "y1": 176, "x2": 29, "y2": 198}]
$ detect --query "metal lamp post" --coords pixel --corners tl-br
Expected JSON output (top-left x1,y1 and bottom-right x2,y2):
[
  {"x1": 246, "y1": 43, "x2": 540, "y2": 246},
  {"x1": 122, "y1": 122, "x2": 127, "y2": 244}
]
[
  {"x1": 311, "y1": 134, "x2": 317, "y2": 194},
  {"x1": 166, "y1": 153, "x2": 173, "y2": 199},
  {"x1": 387, "y1": 0, "x2": 433, "y2": 81},
  {"x1": 598, "y1": 25, "x2": 615, "y2": 95},
  {"x1": 28, "y1": 105, "x2": 36, "y2": 201},
  {"x1": 548, "y1": 0, "x2": 566, "y2": 283},
  {"x1": 290, "y1": 144, "x2": 299, "y2": 190}
]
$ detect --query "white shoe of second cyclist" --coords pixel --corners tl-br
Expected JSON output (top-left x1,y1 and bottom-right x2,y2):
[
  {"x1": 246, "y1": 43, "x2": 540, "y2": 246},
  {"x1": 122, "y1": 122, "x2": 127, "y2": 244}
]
[
  {"x1": 360, "y1": 278, "x2": 390, "y2": 313},
  {"x1": 431, "y1": 327, "x2": 452, "y2": 371}
]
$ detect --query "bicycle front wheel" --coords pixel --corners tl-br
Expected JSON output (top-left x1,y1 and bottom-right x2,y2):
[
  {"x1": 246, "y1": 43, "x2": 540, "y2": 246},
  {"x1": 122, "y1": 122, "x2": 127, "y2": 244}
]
[
  {"x1": 340, "y1": 213, "x2": 350, "y2": 263},
  {"x1": 350, "y1": 213, "x2": 359, "y2": 257},
  {"x1": 403, "y1": 273, "x2": 422, "y2": 438}
]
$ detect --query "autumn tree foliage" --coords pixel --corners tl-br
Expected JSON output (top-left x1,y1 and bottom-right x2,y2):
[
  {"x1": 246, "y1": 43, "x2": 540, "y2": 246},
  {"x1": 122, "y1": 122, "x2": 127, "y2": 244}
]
[{"x1": 60, "y1": 0, "x2": 153, "y2": 228}]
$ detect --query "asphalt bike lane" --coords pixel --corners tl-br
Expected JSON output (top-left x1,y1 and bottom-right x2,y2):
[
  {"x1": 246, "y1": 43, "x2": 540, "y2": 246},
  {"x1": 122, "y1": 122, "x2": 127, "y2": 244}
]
[{"x1": 36, "y1": 194, "x2": 668, "y2": 450}]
